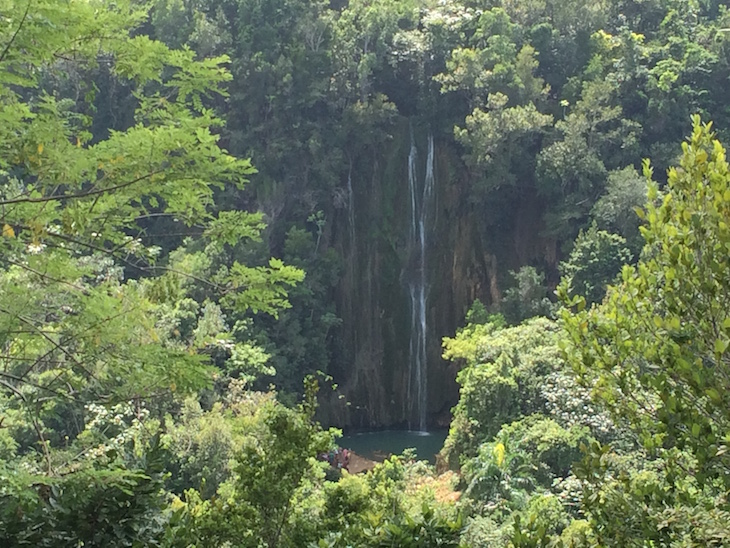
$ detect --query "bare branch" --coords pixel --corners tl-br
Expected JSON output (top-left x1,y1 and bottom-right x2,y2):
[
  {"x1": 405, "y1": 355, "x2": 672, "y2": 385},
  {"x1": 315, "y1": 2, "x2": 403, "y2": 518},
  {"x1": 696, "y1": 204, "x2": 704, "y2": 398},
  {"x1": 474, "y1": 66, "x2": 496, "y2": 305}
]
[
  {"x1": 0, "y1": 169, "x2": 164, "y2": 206},
  {"x1": 0, "y1": 378, "x2": 53, "y2": 474},
  {"x1": 0, "y1": 0, "x2": 31, "y2": 65}
]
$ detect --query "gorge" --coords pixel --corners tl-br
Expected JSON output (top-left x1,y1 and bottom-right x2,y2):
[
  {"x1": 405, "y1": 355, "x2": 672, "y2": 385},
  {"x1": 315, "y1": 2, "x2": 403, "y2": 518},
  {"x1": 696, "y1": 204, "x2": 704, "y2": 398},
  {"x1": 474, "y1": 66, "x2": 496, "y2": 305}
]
[
  {"x1": 152, "y1": 0, "x2": 730, "y2": 433},
  {"x1": 317, "y1": 119, "x2": 558, "y2": 430},
  {"x1": 406, "y1": 130, "x2": 434, "y2": 432},
  {"x1": 7, "y1": 0, "x2": 730, "y2": 544}
]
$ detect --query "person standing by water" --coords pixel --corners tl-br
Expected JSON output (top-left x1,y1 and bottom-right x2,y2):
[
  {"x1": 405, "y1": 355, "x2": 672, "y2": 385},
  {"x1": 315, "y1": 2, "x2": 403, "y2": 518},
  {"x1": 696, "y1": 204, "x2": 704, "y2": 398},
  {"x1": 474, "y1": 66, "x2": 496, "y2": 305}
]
[{"x1": 318, "y1": 446, "x2": 351, "y2": 472}]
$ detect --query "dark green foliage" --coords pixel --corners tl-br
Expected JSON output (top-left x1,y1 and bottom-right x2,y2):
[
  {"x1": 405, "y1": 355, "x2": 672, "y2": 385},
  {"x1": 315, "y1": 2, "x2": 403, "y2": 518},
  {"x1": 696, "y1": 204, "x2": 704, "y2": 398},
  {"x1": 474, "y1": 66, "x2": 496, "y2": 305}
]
[
  {"x1": 591, "y1": 166, "x2": 648, "y2": 252},
  {"x1": 0, "y1": 409, "x2": 171, "y2": 548},
  {"x1": 0, "y1": 463, "x2": 167, "y2": 547},
  {"x1": 464, "y1": 299, "x2": 492, "y2": 326},
  {"x1": 256, "y1": 225, "x2": 342, "y2": 395},
  {"x1": 9, "y1": 0, "x2": 730, "y2": 545},
  {"x1": 498, "y1": 416, "x2": 590, "y2": 483},
  {"x1": 560, "y1": 224, "x2": 633, "y2": 305},
  {"x1": 138, "y1": 0, "x2": 730, "y2": 417},
  {"x1": 501, "y1": 266, "x2": 555, "y2": 325}
]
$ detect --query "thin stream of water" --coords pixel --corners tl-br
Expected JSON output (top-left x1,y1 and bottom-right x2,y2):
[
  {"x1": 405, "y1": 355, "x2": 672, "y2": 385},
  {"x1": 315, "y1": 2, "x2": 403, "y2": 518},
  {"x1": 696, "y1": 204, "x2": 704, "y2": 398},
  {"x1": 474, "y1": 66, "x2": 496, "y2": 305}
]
[{"x1": 406, "y1": 130, "x2": 434, "y2": 432}]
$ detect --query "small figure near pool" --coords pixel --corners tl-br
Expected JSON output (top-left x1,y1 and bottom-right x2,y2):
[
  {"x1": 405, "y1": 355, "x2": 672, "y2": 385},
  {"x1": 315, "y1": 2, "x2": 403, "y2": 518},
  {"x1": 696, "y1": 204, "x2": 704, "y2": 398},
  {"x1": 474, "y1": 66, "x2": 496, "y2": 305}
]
[{"x1": 318, "y1": 447, "x2": 351, "y2": 472}]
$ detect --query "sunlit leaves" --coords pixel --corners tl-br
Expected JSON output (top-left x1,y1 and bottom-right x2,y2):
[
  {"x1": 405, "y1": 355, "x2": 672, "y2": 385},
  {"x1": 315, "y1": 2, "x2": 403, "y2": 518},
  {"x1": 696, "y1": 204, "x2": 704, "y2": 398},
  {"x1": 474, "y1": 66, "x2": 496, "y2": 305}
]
[
  {"x1": 456, "y1": 96, "x2": 552, "y2": 173},
  {"x1": 204, "y1": 211, "x2": 266, "y2": 247},
  {"x1": 562, "y1": 117, "x2": 730, "y2": 488},
  {"x1": 225, "y1": 259, "x2": 306, "y2": 317},
  {"x1": 0, "y1": 0, "x2": 302, "y2": 484}
]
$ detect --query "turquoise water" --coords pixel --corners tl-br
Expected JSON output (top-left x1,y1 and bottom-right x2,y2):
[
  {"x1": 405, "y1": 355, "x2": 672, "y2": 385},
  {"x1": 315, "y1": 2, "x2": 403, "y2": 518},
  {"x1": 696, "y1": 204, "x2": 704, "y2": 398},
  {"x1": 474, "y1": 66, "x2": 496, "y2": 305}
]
[{"x1": 339, "y1": 430, "x2": 448, "y2": 463}]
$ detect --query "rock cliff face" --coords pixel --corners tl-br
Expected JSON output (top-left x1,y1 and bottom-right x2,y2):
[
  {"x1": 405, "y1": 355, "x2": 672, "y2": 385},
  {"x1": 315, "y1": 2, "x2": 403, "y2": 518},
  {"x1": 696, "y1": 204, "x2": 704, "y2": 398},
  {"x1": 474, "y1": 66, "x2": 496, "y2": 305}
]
[{"x1": 317, "y1": 118, "x2": 555, "y2": 430}]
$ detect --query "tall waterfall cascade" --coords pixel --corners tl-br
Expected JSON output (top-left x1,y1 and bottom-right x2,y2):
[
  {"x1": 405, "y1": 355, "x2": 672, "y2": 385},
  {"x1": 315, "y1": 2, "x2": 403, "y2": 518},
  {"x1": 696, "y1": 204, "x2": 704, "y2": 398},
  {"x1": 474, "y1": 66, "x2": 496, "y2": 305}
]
[
  {"x1": 347, "y1": 165, "x2": 356, "y2": 254},
  {"x1": 406, "y1": 131, "x2": 435, "y2": 432}
]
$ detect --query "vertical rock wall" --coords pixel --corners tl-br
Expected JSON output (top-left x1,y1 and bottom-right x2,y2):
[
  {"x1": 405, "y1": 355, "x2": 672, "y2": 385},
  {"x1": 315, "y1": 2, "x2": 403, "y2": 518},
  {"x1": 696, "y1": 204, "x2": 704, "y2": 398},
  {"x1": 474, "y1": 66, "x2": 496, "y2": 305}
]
[{"x1": 317, "y1": 118, "x2": 555, "y2": 429}]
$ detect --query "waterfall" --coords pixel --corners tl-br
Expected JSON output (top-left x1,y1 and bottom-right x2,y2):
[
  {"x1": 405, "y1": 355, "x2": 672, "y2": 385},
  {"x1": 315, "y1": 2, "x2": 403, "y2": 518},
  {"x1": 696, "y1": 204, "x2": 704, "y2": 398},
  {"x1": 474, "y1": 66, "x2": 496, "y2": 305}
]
[
  {"x1": 406, "y1": 131, "x2": 434, "y2": 432},
  {"x1": 347, "y1": 165, "x2": 356, "y2": 255}
]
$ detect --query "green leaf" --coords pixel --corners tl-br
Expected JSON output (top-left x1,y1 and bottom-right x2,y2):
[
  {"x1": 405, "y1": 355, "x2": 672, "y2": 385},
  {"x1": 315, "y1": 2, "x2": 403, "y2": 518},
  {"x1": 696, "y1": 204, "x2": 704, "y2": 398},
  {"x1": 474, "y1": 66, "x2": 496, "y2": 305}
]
[{"x1": 715, "y1": 338, "x2": 729, "y2": 355}]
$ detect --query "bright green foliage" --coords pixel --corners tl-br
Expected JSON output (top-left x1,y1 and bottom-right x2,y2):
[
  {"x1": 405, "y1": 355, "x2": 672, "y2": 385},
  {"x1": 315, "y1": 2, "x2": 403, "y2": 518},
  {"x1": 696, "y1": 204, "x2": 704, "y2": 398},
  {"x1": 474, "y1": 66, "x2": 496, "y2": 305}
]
[
  {"x1": 461, "y1": 415, "x2": 589, "y2": 534},
  {"x1": 440, "y1": 6, "x2": 554, "y2": 201},
  {"x1": 456, "y1": 94, "x2": 553, "y2": 190},
  {"x1": 315, "y1": 455, "x2": 463, "y2": 548},
  {"x1": 163, "y1": 396, "x2": 236, "y2": 499},
  {"x1": 561, "y1": 117, "x2": 730, "y2": 542},
  {"x1": 463, "y1": 436, "x2": 537, "y2": 513},
  {"x1": 442, "y1": 313, "x2": 626, "y2": 545},
  {"x1": 0, "y1": 0, "x2": 305, "y2": 543},
  {"x1": 442, "y1": 318, "x2": 565, "y2": 464},
  {"x1": 0, "y1": 0, "x2": 301, "y2": 440},
  {"x1": 164, "y1": 399, "x2": 463, "y2": 547},
  {"x1": 512, "y1": 493, "x2": 573, "y2": 544},
  {"x1": 165, "y1": 392, "x2": 335, "y2": 548},
  {"x1": 559, "y1": 224, "x2": 633, "y2": 306},
  {"x1": 464, "y1": 299, "x2": 501, "y2": 327},
  {"x1": 571, "y1": 443, "x2": 730, "y2": 547},
  {"x1": 562, "y1": 117, "x2": 730, "y2": 484},
  {"x1": 441, "y1": 116, "x2": 730, "y2": 545}
]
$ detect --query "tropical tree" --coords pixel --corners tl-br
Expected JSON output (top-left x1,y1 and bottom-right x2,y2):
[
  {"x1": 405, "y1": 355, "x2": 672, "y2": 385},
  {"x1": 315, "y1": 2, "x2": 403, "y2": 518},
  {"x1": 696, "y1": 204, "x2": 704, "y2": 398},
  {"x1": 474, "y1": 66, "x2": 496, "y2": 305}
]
[
  {"x1": 560, "y1": 117, "x2": 730, "y2": 542},
  {"x1": 0, "y1": 0, "x2": 302, "y2": 543},
  {"x1": 559, "y1": 224, "x2": 633, "y2": 306}
]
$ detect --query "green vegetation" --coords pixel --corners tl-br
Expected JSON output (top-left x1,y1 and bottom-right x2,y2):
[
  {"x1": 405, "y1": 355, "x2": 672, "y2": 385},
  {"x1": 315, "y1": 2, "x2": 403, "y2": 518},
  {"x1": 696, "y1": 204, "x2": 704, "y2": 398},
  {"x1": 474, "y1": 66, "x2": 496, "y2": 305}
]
[
  {"x1": 442, "y1": 119, "x2": 730, "y2": 545},
  {"x1": 3, "y1": 0, "x2": 730, "y2": 545}
]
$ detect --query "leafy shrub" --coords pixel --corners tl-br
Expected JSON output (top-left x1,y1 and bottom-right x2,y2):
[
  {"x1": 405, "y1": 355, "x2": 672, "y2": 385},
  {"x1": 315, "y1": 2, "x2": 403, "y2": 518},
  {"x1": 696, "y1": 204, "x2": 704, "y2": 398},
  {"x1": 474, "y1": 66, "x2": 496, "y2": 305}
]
[
  {"x1": 499, "y1": 415, "x2": 591, "y2": 483},
  {"x1": 501, "y1": 266, "x2": 556, "y2": 325},
  {"x1": 442, "y1": 318, "x2": 564, "y2": 464},
  {"x1": 560, "y1": 224, "x2": 632, "y2": 306}
]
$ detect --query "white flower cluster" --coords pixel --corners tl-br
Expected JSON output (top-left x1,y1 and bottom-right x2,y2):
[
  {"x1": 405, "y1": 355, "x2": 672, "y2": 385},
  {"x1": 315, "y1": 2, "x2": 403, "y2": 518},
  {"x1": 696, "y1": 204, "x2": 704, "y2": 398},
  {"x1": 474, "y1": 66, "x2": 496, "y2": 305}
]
[
  {"x1": 27, "y1": 242, "x2": 46, "y2": 254},
  {"x1": 83, "y1": 402, "x2": 150, "y2": 460},
  {"x1": 551, "y1": 474, "x2": 585, "y2": 510},
  {"x1": 214, "y1": 338, "x2": 236, "y2": 351},
  {"x1": 541, "y1": 371, "x2": 615, "y2": 437},
  {"x1": 422, "y1": 0, "x2": 479, "y2": 30}
]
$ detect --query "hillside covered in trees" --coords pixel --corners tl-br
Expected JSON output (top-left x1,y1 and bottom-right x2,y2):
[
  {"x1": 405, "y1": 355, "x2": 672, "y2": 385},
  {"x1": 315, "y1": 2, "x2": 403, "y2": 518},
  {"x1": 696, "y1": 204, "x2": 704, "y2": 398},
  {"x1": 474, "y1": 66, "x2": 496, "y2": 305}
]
[{"x1": 2, "y1": 0, "x2": 730, "y2": 545}]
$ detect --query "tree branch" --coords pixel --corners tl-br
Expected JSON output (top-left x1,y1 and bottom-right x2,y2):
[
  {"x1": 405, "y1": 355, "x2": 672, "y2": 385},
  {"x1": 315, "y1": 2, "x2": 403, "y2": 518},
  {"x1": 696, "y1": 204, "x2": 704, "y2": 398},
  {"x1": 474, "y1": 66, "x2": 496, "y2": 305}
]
[
  {"x1": 42, "y1": 233, "x2": 224, "y2": 291},
  {"x1": 0, "y1": 0, "x2": 31, "y2": 65},
  {"x1": 0, "y1": 169, "x2": 164, "y2": 206},
  {"x1": 0, "y1": 378, "x2": 53, "y2": 474}
]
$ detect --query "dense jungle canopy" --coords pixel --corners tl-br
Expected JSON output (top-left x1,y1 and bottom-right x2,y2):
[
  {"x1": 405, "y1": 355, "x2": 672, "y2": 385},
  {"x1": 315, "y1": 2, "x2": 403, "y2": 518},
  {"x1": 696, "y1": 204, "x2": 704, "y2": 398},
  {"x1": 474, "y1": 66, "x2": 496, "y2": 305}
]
[{"x1": 1, "y1": 0, "x2": 730, "y2": 545}]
